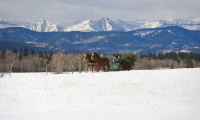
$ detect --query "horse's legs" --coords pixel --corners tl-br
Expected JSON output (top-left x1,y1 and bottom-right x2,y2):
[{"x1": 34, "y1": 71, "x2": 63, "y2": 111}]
[
  {"x1": 97, "y1": 66, "x2": 100, "y2": 72},
  {"x1": 95, "y1": 65, "x2": 100, "y2": 72},
  {"x1": 92, "y1": 65, "x2": 93, "y2": 72}
]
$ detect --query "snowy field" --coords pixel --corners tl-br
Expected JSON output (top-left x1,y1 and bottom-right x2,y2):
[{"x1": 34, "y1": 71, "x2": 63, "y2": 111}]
[{"x1": 0, "y1": 68, "x2": 200, "y2": 120}]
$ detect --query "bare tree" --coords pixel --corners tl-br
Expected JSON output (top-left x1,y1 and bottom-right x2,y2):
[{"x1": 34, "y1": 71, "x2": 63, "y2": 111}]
[
  {"x1": 44, "y1": 58, "x2": 49, "y2": 73},
  {"x1": 68, "y1": 55, "x2": 75, "y2": 74},
  {"x1": 10, "y1": 53, "x2": 19, "y2": 73},
  {"x1": 50, "y1": 51, "x2": 66, "y2": 74}
]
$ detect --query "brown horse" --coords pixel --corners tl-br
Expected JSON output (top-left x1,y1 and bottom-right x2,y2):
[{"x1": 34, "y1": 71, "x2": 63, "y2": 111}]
[
  {"x1": 91, "y1": 52, "x2": 110, "y2": 72},
  {"x1": 84, "y1": 53, "x2": 95, "y2": 73}
]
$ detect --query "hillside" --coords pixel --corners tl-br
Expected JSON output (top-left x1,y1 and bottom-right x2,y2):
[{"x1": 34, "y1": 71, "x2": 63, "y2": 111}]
[{"x1": 0, "y1": 26, "x2": 200, "y2": 53}]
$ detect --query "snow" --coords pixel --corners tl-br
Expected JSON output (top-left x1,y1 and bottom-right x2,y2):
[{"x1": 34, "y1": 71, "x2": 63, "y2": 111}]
[
  {"x1": 100, "y1": 17, "x2": 113, "y2": 31},
  {"x1": 133, "y1": 29, "x2": 163, "y2": 37},
  {"x1": 0, "y1": 68, "x2": 200, "y2": 120},
  {"x1": 64, "y1": 19, "x2": 95, "y2": 32},
  {"x1": 25, "y1": 41, "x2": 49, "y2": 48},
  {"x1": 180, "y1": 50, "x2": 191, "y2": 53},
  {"x1": 167, "y1": 30, "x2": 173, "y2": 34},
  {"x1": 171, "y1": 42, "x2": 177, "y2": 45},
  {"x1": 72, "y1": 36, "x2": 106, "y2": 44},
  {"x1": 141, "y1": 21, "x2": 163, "y2": 28},
  {"x1": 133, "y1": 30, "x2": 155, "y2": 37},
  {"x1": 121, "y1": 43, "x2": 130, "y2": 47}
]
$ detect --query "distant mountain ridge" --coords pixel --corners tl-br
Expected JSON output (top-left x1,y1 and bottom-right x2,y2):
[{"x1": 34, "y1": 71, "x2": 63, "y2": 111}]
[
  {"x1": 0, "y1": 26, "x2": 200, "y2": 54},
  {"x1": 0, "y1": 18, "x2": 62, "y2": 32},
  {"x1": 1, "y1": 17, "x2": 200, "y2": 32},
  {"x1": 64, "y1": 17, "x2": 126, "y2": 32}
]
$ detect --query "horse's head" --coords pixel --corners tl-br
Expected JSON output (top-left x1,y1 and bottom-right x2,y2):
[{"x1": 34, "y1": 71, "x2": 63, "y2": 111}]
[
  {"x1": 91, "y1": 52, "x2": 100, "y2": 62},
  {"x1": 84, "y1": 53, "x2": 91, "y2": 61}
]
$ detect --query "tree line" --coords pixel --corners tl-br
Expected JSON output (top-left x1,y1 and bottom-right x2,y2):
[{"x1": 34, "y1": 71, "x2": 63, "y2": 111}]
[
  {"x1": 140, "y1": 52, "x2": 200, "y2": 62},
  {"x1": 0, "y1": 46, "x2": 84, "y2": 74},
  {"x1": 1, "y1": 47, "x2": 200, "y2": 73},
  {"x1": 133, "y1": 52, "x2": 200, "y2": 69}
]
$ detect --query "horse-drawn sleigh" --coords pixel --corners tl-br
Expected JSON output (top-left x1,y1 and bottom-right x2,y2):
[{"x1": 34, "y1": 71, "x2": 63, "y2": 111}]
[{"x1": 84, "y1": 52, "x2": 123, "y2": 72}]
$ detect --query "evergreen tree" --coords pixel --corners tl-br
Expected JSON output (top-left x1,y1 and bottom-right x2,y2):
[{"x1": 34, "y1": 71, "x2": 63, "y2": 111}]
[
  {"x1": 158, "y1": 52, "x2": 164, "y2": 59},
  {"x1": 1, "y1": 48, "x2": 6, "y2": 55},
  {"x1": 13, "y1": 47, "x2": 18, "y2": 54},
  {"x1": 197, "y1": 54, "x2": 200, "y2": 62},
  {"x1": 19, "y1": 48, "x2": 23, "y2": 60},
  {"x1": 30, "y1": 48, "x2": 35, "y2": 56},
  {"x1": 186, "y1": 58, "x2": 194, "y2": 68},
  {"x1": 23, "y1": 46, "x2": 28, "y2": 56},
  {"x1": 39, "y1": 51, "x2": 44, "y2": 58},
  {"x1": 44, "y1": 52, "x2": 48, "y2": 58},
  {"x1": 147, "y1": 52, "x2": 152, "y2": 59},
  {"x1": 49, "y1": 51, "x2": 53, "y2": 60},
  {"x1": 153, "y1": 52, "x2": 157, "y2": 59},
  {"x1": 172, "y1": 52, "x2": 178, "y2": 60},
  {"x1": 0, "y1": 48, "x2": 6, "y2": 58},
  {"x1": 177, "y1": 59, "x2": 180, "y2": 64},
  {"x1": 140, "y1": 54, "x2": 144, "y2": 59}
]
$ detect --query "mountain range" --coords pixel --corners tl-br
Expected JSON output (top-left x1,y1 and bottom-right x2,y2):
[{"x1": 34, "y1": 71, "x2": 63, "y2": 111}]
[
  {"x1": 1, "y1": 17, "x2": 200, "y2": 32},
  {"x1": 0, "y1": 26, "x2": 200, "y2": 54}
]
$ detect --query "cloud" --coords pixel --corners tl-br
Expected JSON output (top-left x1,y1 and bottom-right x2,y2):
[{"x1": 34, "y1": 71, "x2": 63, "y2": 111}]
[{"x1": 0, "y1": 0, "x2": 199, "y2": 24}]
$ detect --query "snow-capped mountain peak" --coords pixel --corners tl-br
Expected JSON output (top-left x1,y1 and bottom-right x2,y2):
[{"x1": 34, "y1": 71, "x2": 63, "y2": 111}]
[
  {"x1": 64, "y1": 19, "x2": 95, "y2": 32},
  {"x1": 29, "y1": 18, "x2": 61, "y2": 32},
  {"x1": 64, "y1": 17, "x2": 127, "y2": 32}
]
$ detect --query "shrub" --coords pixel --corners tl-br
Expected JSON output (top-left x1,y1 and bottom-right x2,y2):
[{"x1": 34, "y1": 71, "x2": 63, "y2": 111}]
[{"x1": 121, "y1": 52, "x2": 137, "y2": 70}]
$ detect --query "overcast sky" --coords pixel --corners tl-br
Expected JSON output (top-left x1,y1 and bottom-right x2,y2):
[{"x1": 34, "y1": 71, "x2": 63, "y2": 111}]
[{"x1": 0, "y1": 0, "x2": 199, "y2": 25}]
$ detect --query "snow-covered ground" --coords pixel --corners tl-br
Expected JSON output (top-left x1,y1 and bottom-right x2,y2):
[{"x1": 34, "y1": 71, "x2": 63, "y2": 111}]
[{"x1": 0, "y1": 68, "x2": 200, "y2": 120}]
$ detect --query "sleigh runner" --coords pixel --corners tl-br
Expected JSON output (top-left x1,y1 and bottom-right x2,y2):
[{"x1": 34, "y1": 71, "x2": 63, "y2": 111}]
[{"x1": 110, "y1": 63, "x2": 123, "y2": 71}]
